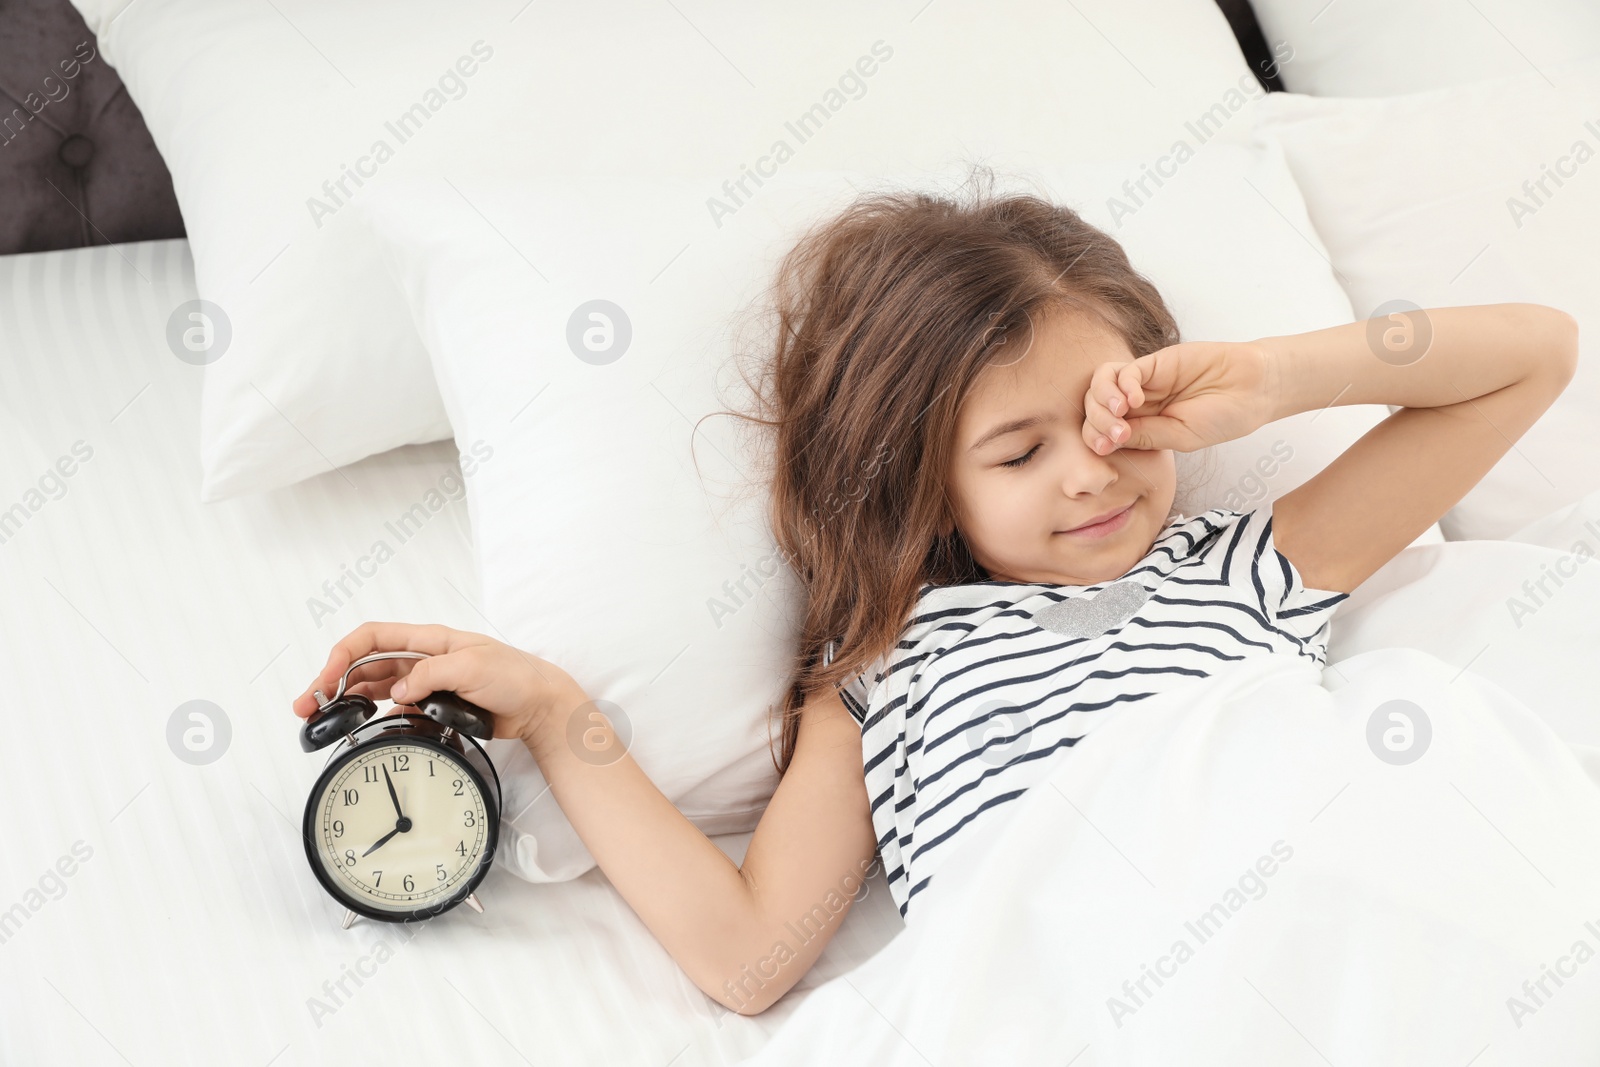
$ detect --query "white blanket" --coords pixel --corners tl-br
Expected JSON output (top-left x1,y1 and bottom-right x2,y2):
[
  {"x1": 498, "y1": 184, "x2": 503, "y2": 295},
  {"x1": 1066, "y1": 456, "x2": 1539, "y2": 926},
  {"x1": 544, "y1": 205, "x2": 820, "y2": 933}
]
[{"x1": 741, "y1": 500, "x2": 1600, "y2": 1064}]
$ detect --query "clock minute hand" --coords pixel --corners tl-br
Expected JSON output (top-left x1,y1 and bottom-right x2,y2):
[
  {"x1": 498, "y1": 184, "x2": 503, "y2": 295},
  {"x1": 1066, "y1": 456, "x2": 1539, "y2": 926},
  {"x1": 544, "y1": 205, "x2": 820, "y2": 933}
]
[
  {"x1": 382, "y1": 763, "x2": 404, "y2": 819},
  {"x1": 362, "y1": 825, "x2": 402, "y2": 858}
]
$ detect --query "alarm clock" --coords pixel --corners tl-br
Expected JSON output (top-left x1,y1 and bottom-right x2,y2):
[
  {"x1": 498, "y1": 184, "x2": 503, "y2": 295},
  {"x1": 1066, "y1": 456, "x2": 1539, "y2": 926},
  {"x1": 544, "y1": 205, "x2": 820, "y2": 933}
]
[{"x1": 299, "y1": 651, "x2": 502, "y2": 928}]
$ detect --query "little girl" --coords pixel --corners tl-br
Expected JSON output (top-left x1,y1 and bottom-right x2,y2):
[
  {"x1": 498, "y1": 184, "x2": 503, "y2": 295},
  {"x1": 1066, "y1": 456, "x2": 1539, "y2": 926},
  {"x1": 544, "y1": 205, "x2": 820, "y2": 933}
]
[{"x1": 292, "y1": 172, "x2": 1577, "y2": 1017}]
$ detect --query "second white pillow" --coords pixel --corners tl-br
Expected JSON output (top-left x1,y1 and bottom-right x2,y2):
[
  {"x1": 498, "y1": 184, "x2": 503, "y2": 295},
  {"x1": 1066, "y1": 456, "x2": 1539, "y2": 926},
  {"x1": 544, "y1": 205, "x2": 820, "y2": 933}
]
[{"x1": 1256, "y1": 66, "x2": 1600, "y2": 541}]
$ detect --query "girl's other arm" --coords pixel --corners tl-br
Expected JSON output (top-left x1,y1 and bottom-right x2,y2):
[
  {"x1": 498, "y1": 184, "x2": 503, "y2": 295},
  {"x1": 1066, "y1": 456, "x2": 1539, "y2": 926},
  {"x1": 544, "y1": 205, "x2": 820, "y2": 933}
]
[
  {"x1": 525, "y1": 680, "x2": 880, "y2": 1016},
  {"x1": 1259, "y1": 303, "x2": 1579, "y2": 594}
]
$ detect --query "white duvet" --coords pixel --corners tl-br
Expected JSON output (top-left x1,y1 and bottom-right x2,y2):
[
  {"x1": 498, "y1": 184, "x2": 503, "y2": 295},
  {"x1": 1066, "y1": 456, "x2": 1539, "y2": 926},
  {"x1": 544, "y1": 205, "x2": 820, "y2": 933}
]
[{"x1": 743, "y1": 491, "x2": 1600, "y2": 1066}]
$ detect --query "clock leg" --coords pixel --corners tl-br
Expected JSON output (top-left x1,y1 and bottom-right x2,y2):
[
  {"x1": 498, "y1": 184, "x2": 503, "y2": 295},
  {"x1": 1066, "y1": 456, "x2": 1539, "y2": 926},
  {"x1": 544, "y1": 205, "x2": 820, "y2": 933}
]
[
  {"x1": 465, "y1": 893, "x2": 484, "y2": 914},
  {"x1": 342, "y1": 909, "x2": 359, "y2": 930}
]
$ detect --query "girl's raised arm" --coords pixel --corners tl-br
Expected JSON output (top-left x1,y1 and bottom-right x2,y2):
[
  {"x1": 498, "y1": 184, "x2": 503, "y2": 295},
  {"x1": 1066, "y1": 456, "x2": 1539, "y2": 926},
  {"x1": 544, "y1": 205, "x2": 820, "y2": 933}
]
[{"x1": 1261, "y1": 303, "x2": 1578, "y2": 594}]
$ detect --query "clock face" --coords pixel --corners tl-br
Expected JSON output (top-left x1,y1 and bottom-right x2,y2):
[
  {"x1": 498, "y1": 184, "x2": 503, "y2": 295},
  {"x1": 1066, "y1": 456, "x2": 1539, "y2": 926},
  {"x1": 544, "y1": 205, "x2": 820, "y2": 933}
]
[{"x1": 309, "y1": 740, "x2": 492, "y2": 916}]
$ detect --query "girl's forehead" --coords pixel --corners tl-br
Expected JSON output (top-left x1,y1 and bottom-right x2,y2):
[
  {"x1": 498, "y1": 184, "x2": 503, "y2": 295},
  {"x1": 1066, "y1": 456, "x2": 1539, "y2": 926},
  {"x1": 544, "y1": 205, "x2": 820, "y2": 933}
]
[
  {"x1": 993, "y1": 304, "x2": 1126, "y2": 364},
  {"x1": 969, "y1": 312, "x2": 1129, "y2": 404}
]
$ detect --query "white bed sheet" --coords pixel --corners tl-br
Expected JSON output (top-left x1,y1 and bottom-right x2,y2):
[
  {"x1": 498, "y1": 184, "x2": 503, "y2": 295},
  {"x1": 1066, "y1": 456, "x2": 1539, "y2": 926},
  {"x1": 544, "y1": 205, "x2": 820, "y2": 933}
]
[{"x1": 0, "y1": 241, "x2": 904, "y2": 1066}]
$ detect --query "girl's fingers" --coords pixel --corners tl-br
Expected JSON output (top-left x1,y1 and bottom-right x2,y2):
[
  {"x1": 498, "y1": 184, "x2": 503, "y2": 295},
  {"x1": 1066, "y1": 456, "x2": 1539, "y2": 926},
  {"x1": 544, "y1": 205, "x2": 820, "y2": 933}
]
[
  {"x1": 1118, "y1": 362, "x2": 1145, "y2": 410},
  {"x1": 1090, "y1": 362, "x2": 1127, "y2": 416},
  {"x1": 327, "y1": 622, "x2": 456, "y2": 675},
  {"x1": 345, "y1": 676, "x2": 405, "y2": 702},
  {"x1": 1119, "y1": 415, "x2": 1160, "y2": 452},
  {"x1": 1083, "y1": 364, "x2": 1131, "y2": 452},
  {"x1": 295, "y1": 621, "x2": 456, "y2": 717},
  {"x1": 1082, "y1": 400, "x2": 1125, "y2": 453},
  {"x1": 1081, "y1": 392, "x2": 1110, "y2": 450},
  {"x1": 387, "y1": 649, "x2": 477, "y2": 706},
  {"x1": 292, "y1": 692, "x2": 320, "y2": 718}
]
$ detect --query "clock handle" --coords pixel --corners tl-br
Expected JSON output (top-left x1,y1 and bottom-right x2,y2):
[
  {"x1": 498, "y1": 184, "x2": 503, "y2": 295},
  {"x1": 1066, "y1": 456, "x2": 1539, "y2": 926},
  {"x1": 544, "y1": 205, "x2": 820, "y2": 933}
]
[
  {"x1": 415, "y1": 691, "x2": 495, "y2": 740},
  {"x1": 317, "y1": 650, "x2": 429, "y2": 706}
]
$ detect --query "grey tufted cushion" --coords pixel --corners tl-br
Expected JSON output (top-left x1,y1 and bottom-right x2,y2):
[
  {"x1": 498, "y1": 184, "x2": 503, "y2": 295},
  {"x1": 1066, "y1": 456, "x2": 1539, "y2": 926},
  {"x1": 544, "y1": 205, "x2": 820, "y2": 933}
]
[{"x1": 0, "y1": 0, "x2": 185, "y2": 254}]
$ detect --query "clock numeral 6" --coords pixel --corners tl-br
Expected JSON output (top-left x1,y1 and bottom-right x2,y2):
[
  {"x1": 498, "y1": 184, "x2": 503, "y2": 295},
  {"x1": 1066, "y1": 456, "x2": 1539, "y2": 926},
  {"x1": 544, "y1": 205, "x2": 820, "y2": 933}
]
[{"x1": 402, "y1": 875, "x2": 415, "y2": 892}]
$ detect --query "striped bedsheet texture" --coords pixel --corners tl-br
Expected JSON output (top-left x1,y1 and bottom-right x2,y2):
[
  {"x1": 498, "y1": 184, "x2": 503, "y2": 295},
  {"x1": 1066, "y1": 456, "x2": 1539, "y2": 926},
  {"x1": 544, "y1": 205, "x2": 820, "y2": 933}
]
[{"x1": 0, "y1": 240, "x2": 902, "y2": 1067}]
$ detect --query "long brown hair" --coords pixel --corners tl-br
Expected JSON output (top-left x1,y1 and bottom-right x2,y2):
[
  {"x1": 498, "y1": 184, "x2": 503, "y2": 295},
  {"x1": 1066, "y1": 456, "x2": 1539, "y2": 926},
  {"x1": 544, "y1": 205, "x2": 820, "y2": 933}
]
[{"x1": 713, "y1": 165, "x2": 1193, "y2": 775}]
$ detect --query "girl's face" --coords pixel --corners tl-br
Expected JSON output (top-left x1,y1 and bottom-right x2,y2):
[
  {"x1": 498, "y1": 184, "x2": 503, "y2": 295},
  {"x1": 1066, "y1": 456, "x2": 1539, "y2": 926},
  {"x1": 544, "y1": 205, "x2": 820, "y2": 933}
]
[{"x1": 945, "y1": 306, "x2": 1177, "y2": 586}]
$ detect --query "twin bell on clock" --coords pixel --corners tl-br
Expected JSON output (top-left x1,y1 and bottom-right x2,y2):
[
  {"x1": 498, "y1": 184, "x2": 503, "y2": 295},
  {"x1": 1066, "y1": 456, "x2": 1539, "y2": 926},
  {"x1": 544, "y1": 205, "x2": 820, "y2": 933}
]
[{"x1": 298, "y1": 651, "x2": 503, "y2": 929}]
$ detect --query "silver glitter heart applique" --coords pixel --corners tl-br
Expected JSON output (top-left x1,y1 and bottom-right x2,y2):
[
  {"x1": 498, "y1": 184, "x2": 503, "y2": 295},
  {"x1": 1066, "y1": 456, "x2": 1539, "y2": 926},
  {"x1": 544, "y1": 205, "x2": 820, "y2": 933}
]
[{"x1": 1031, "y1": 580, "x2": 1151, "y2": 640}]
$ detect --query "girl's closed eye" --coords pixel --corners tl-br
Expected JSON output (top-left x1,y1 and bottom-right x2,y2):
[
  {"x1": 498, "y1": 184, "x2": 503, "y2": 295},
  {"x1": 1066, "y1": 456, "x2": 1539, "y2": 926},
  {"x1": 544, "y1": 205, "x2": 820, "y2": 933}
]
[{"x1": 1000, "y1": 444, "x2": 1040, "y2": 469}]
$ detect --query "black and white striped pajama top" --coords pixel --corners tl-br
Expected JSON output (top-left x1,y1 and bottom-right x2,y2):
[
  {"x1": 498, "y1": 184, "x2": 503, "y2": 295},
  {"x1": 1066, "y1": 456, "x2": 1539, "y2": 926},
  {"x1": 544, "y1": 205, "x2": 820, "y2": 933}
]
[{"x1": 826, "y1": 500, "x2": 1350, "y2": 922}]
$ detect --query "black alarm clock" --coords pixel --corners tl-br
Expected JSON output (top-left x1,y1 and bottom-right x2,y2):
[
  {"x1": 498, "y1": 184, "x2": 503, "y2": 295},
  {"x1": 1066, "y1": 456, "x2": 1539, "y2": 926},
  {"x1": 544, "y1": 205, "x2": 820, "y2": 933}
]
[{"x1": 299, "y1": 651, "x2": 502, "y2": 928}]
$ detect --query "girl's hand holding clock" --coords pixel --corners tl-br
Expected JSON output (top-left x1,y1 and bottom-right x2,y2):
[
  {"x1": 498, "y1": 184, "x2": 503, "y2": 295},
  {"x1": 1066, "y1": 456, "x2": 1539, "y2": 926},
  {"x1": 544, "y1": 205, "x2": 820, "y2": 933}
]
[{"x1": 292, "y1": 621, "x2": 584, "y2": 745}]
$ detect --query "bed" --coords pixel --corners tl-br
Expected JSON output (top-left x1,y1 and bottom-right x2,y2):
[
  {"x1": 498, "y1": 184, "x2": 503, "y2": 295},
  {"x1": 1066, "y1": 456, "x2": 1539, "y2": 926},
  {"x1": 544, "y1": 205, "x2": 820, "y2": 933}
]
[{"x1": 0, "y1": 239, "x2": 905, "y2": 1065}]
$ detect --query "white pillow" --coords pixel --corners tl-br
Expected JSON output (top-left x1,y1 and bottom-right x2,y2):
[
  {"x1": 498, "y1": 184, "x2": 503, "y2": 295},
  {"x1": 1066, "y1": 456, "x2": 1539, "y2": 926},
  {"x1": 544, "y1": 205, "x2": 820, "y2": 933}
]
[
  {"x1": 359, "y1": 143, "x2": 1430, "y2": 882},
  {"x1": 1247, "y1": 0, "x2": 1600, "y2": 97},
  {"x1": 1255, "y1": 67, "x2": 1600, "y2": 541},
  {"x1": 69, "y1": 0, "x2": 1265, "y2": 500}
]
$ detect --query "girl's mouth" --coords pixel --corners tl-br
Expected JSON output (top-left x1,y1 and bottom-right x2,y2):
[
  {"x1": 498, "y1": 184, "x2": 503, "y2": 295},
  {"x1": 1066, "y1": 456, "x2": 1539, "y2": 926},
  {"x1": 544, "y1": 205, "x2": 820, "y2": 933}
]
[{"x1": 1056, "y1": 501, "x2": 1134, "y2": 539}]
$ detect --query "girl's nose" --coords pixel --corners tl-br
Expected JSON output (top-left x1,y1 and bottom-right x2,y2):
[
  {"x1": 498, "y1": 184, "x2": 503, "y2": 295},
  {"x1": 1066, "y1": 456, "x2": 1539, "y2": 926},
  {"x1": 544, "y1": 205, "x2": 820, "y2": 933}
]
[{"x1": 1060, "y1": 438, "x2": 1119, "y2": 497}]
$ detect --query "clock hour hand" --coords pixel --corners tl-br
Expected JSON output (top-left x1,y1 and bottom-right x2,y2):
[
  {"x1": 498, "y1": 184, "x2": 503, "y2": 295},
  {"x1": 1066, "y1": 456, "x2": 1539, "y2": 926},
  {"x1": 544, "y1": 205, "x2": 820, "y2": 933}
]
[
  {"x1": 362, "y1": 825, "x2": 402, "y2": 858},
  {"x1": 383, "y1": 763, "x2": 404, "y2": 819}
]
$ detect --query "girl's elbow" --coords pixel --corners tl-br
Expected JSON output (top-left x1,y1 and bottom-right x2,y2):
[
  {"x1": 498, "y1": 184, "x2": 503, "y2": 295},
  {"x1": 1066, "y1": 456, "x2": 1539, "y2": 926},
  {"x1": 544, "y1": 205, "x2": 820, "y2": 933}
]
[
  {"x1": 732, "y1": 994, "x2": 779, "y2": 1018},
  {"x1": 1548, "y1": 307, "x2": 1580, "y2": 384},
  {"x1": 1559, "y1": 307, "x2": 1579, "y2": 356},
  {"x1": 698, "y1": 972, "x2": 792, "y2": 1018},
  {"x1": 699, "y1": 951, "x2": 813, "y2": 1017},
  {"x1": 1516, "y1": 304, "x2": 1580, "y2": 384},
  {"x1": 1547, "y1": 301, "x2": 1577, "y2": 336}
]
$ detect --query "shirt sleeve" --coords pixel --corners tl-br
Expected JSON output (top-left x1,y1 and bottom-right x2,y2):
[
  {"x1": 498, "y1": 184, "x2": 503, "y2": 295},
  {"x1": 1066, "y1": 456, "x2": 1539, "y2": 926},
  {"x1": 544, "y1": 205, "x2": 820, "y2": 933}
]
[
  {"x1": 1233, "y1": 498, "x2": 1352, "y2": 646},
  {"x1": 823, "y1": 639, "x2": 877, "y2": 726}
]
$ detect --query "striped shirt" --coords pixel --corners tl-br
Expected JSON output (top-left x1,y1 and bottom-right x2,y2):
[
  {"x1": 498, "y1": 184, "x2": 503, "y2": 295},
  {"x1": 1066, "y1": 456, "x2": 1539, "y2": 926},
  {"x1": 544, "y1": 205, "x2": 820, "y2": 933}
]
[{"x1": 827, "y1": 500, "x2": 1349, "y2": 922}]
